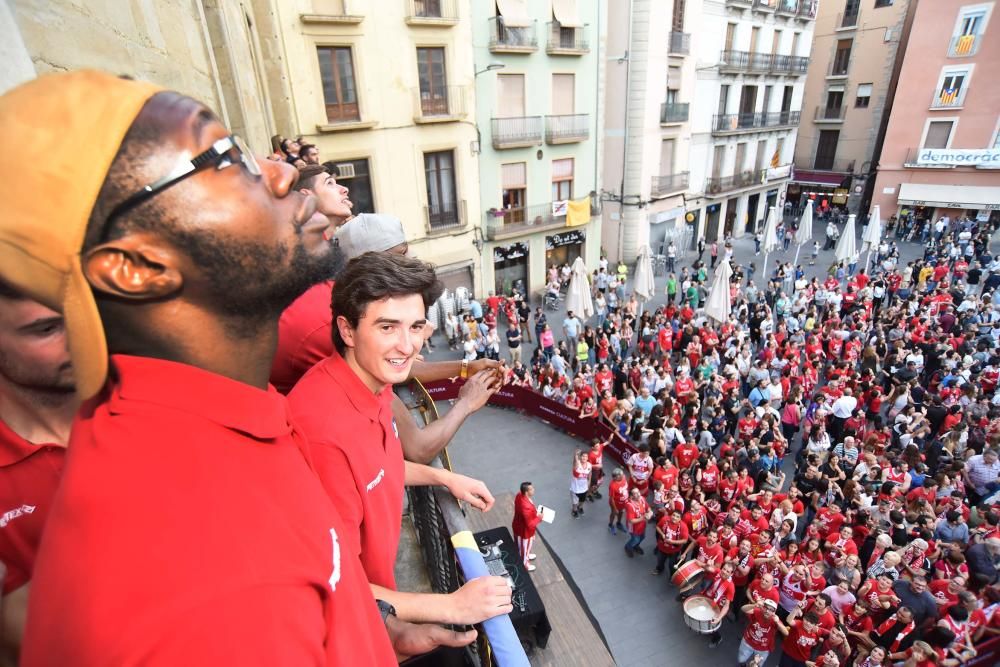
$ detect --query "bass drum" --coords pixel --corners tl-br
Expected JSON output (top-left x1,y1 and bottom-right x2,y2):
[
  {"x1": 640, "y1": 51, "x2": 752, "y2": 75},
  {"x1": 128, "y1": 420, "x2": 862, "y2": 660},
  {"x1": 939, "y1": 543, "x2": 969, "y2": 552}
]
[
  {"x1": 683, "y1": 595, "x2": 721, "y2": 634},
  {"x1": 671, "y1": 560, "x2": 704, "y2": 589}
]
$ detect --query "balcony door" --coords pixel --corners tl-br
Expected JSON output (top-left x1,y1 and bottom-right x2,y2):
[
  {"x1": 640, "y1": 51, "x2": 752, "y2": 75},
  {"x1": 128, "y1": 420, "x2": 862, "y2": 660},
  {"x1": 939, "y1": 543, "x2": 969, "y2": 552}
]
[
  {"x1": 815, "y1": 130, "x2": 840, "y2": 170},
  {"x1": 425, "y1": 150, "x2": 458, "y2": 228},
  {"x1": 501, "y1": 162, "x2": 527, "y2": 224},
  {"x1": 551, "y1": 73, "x2": 575, "y2": 115},
  {"x1": 497, "y1": 74, "x2": 525, "y2": 117},
  {"x1": 825, "y1": 89, "x2": 844, "y2": 112},
  {"x1": 417, "y1": 47, "x2": 448, "y2": 116}
]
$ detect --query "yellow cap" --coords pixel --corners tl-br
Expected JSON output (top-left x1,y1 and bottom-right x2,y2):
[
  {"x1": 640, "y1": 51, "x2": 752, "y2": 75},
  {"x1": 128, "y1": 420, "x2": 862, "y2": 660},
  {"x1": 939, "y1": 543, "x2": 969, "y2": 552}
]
[{"x1": 0, "y1": 70, "x2": 162, "y2": 398}]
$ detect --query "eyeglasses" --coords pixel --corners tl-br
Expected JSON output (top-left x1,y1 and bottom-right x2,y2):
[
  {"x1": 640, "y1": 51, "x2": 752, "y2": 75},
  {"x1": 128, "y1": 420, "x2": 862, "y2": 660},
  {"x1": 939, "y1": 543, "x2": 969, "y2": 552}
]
[{"x1": 98, "y1": 135, "x2": 261, "y2": 242}]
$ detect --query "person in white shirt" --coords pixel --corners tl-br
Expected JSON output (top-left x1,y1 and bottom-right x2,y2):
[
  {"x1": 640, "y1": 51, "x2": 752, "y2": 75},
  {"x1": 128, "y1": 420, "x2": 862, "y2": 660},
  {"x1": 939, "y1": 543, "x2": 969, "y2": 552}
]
[{"x1": 830, "y1": 389, "x2": 858, "y2": 442}]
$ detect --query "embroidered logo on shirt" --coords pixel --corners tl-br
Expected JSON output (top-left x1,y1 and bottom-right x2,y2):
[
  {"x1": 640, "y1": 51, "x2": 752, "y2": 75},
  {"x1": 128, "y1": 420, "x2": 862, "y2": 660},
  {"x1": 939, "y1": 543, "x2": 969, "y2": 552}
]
[
  {"x1": 0, "y1": 504, "x2": 35, "y2": 528},
  {"x1": 366, "y1": 468, "x2": 385, "y2": 493}
]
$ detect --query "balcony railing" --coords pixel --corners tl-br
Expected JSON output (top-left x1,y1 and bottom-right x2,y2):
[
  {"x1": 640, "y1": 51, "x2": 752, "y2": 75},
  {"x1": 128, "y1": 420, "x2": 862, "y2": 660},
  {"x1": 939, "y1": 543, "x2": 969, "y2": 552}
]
[
  {"x1": 932, "y1": 88, "x2": 967, "y2": 108},
  {"x1": 300, "y1": 0, "x2": 364, "y2": 24},
  {"x1": 489, "y1": 17, "x2": 538, "y2": 53},
  {"x1": 776, "y1": 0, "x2": 799, "y2": 17},
  {"x1": 668, "y1": 31, "x2": 691, "y2": 55},
  {"x1": 706, "y1": 170, "x2": 760, "y2": 195},
  {"x1": 545, "y1": 114, "x2": 590, "y2": 144},
  {"x1": 712, "y1": 110, "x2": 801, "y2": 134},
  {"x1": 720, "y1": 50, "x2": 809, "y2": 75},
  {"x1": 797, "y1": 0, "x2": 817, "y2": 20},
  {"x1": 726, "y1": 0, "x2": 754, "y2": 8},
  {"x1": 652, "y1": 172, "x2": 690, "y2": 197},
  {"x1": 814, "y1": 105, "x2": 846, "y2": 122},
  {"x1": 829, "y1": 57, "x2": 851, "y2": 77},
  {"x1": 803, "y1": 159, "x2": 856, "y2": 174},
  {"x1": 838, "y1": 10, "x2": 859, "y2": 28},
  {"x1": 485, "y1": 198, "x2": 592, "y2": 240},
  {"x1": 405, "y1": 0, "x2": 458, "y2": 25},
  {"x1": 412, "y1": 85, "x2": 466, "y2": 121},
  {"x1": 660, "y1": 102, "x2": 690, "y2": 124},
  {"x1": 546, "y1": 21, "x2": 589, "y2": 54},
  {"x1": 753, "y1": 0, "x2": 776, "y2": 12},
  {"x1": 491, "y1": 116, "x2": 544, "y2": 149},
  {"x1": 949, "y1": 34, "x2": 982, "y2": 57},
  {"x1": 425, "y1": 199, "x2": 466, "y2": 231}
]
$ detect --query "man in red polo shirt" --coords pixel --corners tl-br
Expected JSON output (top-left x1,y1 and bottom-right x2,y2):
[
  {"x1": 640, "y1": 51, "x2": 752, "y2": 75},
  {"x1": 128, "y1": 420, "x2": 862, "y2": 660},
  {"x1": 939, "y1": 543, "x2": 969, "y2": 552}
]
[
  {"x1": 0, "y1": 284, "x2": 75, "y2": 658},
  {"x1": 739, "y1": 599, "x2": 789, "y2": 666},
  {"x1": 2, "y1": 73, "x2": 470, "y2": 665},
  {"x1": 288, "y1": 252, "x2": 512, "y2": 626}
]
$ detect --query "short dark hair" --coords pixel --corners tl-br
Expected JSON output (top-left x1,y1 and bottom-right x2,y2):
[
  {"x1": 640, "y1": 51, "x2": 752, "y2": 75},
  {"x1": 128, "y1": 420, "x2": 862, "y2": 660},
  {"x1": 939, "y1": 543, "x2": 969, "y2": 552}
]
[
  {"x1": 331, "y1": 252, "x2": 443, "y2": 354},
  {"x1": 0, "y1": 278, "x2": 27, "y2": 300},
  {"x1": 520, "y1": 482, "x2": 532, "y2": 494},
  {"x1": 297, "y1": 164, "x2": 329, "y2": 191}
]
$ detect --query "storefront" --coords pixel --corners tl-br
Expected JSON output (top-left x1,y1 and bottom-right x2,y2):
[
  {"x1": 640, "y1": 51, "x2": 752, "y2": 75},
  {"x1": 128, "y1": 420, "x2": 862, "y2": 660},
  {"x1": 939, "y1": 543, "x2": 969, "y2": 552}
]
[
  {"x1": 648, "y1": 205, "x2": 686, "y2": 255},
  {"x1": 896, "y1": 183, "x2": 1000, "y2": 222},
  {"x1": 545, "y1": 229, "x2": 586, "y2": 268},
  {"x1": 493, "y1": 242, "x2": 529, "y2": 296}
]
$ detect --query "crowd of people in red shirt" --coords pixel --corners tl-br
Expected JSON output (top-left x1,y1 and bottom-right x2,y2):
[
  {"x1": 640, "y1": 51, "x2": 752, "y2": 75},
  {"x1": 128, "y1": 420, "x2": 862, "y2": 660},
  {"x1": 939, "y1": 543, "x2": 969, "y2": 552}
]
[{"x1": 499, "y1": 221, "x2": 1000, "y2": 666}]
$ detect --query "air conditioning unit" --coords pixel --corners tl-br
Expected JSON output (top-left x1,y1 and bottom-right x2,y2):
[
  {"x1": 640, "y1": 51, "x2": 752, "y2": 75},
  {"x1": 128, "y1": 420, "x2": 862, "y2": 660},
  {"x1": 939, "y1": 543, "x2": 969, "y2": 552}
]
[{"x1": 335, "y1": 163, "x2": 356, "y2": 178}]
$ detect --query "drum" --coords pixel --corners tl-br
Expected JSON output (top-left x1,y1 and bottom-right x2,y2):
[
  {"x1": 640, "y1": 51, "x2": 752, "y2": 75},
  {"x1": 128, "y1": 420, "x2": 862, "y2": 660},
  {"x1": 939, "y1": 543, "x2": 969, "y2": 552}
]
[
  {"x1": 683, "y1": 595, "x2": 721, "y2": 634},
  {"x1": 671, "y1": 560, "x2": 705, "y2": 588}
]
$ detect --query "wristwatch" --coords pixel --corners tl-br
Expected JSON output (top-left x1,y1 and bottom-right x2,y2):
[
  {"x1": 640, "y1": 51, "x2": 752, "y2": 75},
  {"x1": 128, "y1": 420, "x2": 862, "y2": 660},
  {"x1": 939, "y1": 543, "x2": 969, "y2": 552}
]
[{"x1": 376, "y1": 599, "x2": 397, "y2": 624}]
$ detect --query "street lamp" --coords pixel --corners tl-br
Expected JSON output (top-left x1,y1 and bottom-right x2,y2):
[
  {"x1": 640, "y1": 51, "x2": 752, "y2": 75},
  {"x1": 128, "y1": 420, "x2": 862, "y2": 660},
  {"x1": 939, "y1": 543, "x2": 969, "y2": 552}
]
[{"x1": 474, "y1": 61, "x2": 506, "y2": 77}]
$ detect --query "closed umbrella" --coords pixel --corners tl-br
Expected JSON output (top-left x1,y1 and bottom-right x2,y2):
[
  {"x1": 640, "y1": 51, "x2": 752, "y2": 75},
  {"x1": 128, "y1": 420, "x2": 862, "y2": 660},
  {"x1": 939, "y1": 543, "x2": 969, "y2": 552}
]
[
  {"x1": 791, "y1": 200, "x2": 814, "y2": 294},
  {"x1": 633, "y1": 245, "x2": 655, "y2": 316},
  {"x1": 761, "y1": 206, "x2": 780, "y2": 279},
  {"x1": 862, "y1": 205, "x2": 882, "y2": 272},
  {"x1": 835, "y1": 214, "x2": 858, "y2": 266},
  {"x1": 565, "y1": 256, "x2": 594, "y2": 320},
  {"x1": 704, "y1": 258, "x2": 733, "y2": 324}
]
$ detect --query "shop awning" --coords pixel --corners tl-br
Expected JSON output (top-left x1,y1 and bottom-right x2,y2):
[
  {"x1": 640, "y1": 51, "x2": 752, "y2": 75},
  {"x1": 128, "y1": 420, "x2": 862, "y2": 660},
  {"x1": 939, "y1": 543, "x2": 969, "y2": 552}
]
[
  {"x1": 792, "y1": 170, "x2": 849, "y2": 187},
  {"x1": 496, "y1": 0, "x2": 532, "y2": 27},
  {"x1": 897, "y1": 183, "x2": 1000, "y2": 209},
  {"x1": 552, "y1": 0, "x2": 583, "y2": 27}
]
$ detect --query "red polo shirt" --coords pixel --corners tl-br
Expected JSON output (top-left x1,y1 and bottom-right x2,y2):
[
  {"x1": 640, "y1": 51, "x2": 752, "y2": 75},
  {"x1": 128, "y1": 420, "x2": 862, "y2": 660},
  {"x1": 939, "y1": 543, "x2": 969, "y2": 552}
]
[
  {"x1": 288, "y1": 353, "x2": 405, "y2": 590},
  {"x1": 0, "y1": 419, "x2": 65, "y2": 594},
  {"x1": 270, "y1": 280, "x2": 336, "y2": 394},
  {"x1": 22, "y1": 355, "x2": 393, "y2": 666}
]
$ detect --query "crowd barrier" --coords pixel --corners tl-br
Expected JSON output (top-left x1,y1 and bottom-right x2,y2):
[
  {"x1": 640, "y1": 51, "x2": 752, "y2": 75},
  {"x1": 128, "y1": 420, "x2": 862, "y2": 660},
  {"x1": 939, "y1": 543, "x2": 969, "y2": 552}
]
[{"x1": 422, "y1": 380, "x2": 640, "y2": 465}]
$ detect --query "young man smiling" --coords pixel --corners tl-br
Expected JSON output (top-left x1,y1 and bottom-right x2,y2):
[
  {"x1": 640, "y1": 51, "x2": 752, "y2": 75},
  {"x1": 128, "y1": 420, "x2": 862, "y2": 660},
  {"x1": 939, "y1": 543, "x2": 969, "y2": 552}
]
[{"x1": 288, "y1": 251, "x2": 513, "y2": 626}]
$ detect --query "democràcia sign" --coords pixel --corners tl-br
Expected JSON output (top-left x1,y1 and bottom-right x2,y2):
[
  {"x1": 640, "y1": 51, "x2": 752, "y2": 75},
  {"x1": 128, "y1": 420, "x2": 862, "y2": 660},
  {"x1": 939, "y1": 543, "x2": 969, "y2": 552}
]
[{"x1": 916, "y1": 148, "x2": 1000, "y2": 167}]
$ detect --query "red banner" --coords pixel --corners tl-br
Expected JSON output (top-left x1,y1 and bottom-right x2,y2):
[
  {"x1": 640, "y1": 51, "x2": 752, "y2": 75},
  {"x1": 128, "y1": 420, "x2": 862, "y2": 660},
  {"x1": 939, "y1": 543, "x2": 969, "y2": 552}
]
[{"x1": 423, "y1": 380, "x2": 639, "y2": 466}]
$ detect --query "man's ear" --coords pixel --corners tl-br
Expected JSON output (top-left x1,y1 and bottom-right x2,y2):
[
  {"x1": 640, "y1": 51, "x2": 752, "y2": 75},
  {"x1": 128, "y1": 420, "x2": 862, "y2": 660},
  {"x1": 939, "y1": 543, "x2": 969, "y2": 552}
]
[
  {"x1": 335, "y1": 314, "x2": 356, "y2": 350},
  {"x1": 81, "y1": 235, "x2": 183, "y2": 300}
]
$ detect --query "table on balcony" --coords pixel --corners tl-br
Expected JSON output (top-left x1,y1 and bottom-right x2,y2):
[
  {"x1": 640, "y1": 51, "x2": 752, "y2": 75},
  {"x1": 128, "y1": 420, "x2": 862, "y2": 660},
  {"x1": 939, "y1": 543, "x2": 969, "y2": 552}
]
[{"x1": 474, "y1": 527, "x2": 551, "y2": 649}]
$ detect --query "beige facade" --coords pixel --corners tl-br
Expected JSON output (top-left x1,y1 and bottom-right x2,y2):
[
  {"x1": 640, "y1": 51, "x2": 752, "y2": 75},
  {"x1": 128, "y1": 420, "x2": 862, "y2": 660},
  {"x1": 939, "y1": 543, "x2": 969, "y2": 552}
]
[
  {"x1": 271, "y1": 0, "x2": 482, "y2": 293},
  {"x1": 8, "y1": 0, "x2": 279, "y2": 151},
  {"x1": 872, "y1": 0, "x2": 1000, "y2": 223},
  {"x1": 791, "y1": 0, "x2": 910, "y2": 210}
]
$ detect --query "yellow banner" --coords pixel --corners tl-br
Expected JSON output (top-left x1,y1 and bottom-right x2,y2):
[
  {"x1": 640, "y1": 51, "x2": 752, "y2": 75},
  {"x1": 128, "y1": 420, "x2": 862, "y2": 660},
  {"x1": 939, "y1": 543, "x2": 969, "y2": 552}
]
[{"x1": 566, "y1": 196, "x2": 591, "y2": 227}]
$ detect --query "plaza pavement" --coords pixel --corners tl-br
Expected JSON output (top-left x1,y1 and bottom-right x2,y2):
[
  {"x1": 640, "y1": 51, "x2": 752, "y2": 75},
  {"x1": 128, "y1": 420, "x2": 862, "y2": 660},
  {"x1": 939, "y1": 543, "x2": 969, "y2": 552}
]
[{"x1": 426, "y1": 220, "x2": 928, "y2": 666}]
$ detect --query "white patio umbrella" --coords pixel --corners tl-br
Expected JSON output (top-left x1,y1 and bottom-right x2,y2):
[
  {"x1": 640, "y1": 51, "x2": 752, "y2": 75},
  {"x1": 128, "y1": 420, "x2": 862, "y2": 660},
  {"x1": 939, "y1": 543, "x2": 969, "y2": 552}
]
[
  {"x1": 760, "y1": 206, "x2": 780, "y2": 279},
  {"x1": 565, "y1": 256, "x2": 594, "y2": 320},
  {"x1": 862, "y1": 205, "x2": 882, "y2": 272},
  {"x1": 835, "y1": 213, "x2": 858, "y2": 266},
  {"x1": 791, "y1": 200, "x2": 814, "y2": 295},
  {"x1": 633, "y1": 244, "x2": 656, "y2": 316},
  {"x1": 704, "y1": 258, "x2": 733, "y2": 324}
]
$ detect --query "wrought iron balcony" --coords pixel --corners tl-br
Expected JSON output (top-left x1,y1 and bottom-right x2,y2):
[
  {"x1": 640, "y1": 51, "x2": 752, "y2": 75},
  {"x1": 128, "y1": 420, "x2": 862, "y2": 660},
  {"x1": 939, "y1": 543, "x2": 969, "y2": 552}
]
[
  {"x1": 797, "y1": 0, "x2": 817, "y2": 20},
  {"x1": 726, "y1": 0, "x2": 754, "y2": 8},
  {"x1": 753, "y1": 0, "x2": 776, "y2": 12},
  {"x1": 489, "y1": 17, "x2": 538, "y2": 53},
  {"x1": 491, "y1": 116, "x2": 544, "y2": 149},
  {"x1": 651, "y1": 172, "x2": 690, "y2": 198},
  {"x1": 771, "y1": 54, "x2": 810, "y2": 75},
  {"x1": 932, "y1": 87, "x2": 967, "y2": 109},
  {"x1": 485, "y1": 198, "x2": 592, "y2": 241},
  {"x1": 545, "y1": 114, "x2": 590, "y2": 144},
  {"x1": 705, "y1": 170, "x2": 760, "y2": 196},
  {"x1": 814, "y1": 105, "x2": 846, "y2": 122},
  {"x1": 711, "y1": 110, "x2": 801, "y2": 135},
  {"x1": 949, "y1": 34, "x2": 982, "y2": 57},
  {"x1": 660, "y1": 102, "x2": 690, "y2": 124},
  {"x1": 411, "y1": 85, "x2": 467, "y2": 122},
  {"x1": 404, "y1": 0, "x2": 458, "y2": 25},
  {"x1": 720, "y1": 49, "x2": 774, "y2": 74},
  {"x1": 668, "y1": 32, "x2": 691, "y2": 55},
  {"x1": 776, "y1": 0, "x2": 799, "y2": 17},
  {"x1": 546, "y1": 21, "x2": 589, "y2": 54},
  {"x1": 424, "y1": 199, "x2": 466, "y2": 232}
]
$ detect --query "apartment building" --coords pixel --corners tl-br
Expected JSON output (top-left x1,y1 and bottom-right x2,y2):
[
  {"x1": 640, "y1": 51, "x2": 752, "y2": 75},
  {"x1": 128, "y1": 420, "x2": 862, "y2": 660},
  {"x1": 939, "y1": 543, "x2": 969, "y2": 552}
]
[
  {"x1": 272, "y1": 0, "x2": 482, "y2": 293},
  {"x1": 791, "y1": 0, "x2": 911, "y2": 213},
  {"x1": 601, "y1": 0, "x2": 696, "y2": 261},
  {"x1": 686, "y1": 0, "x2": 816, "y2": 244},
  {"x1": 871, "y1": 0, "x2": 1000, "y2": 226},
  {"x1": 473, "y1": 0, "x2": 605, "y2": 295}
]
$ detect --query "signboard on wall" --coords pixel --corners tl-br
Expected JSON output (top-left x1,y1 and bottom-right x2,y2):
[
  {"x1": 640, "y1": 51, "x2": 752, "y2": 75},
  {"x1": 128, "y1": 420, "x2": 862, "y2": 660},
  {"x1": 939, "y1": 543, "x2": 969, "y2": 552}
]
[
  {"x1": 916, "y1": 148, "x2": 1000, "y2": 167},
  {"x1": 545, "y1": 229, "x2": 586, "y2": 249},
  {"x1": 493, "y1": 242, "x2": 529, "y2": 263}
]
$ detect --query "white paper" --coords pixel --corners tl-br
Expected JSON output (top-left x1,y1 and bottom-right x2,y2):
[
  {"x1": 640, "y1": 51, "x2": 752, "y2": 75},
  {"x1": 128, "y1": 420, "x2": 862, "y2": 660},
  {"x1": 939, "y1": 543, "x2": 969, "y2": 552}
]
[{"x1": 537, "y1": 505, "x2": 556, "y2": 523}]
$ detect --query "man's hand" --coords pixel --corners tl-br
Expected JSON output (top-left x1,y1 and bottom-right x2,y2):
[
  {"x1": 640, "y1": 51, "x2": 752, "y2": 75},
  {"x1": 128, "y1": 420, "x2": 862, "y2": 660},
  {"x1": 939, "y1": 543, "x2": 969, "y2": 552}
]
[
  {"x1": 469, "y1": 358, "x2": 502, "y2": 378},
  {"x1": 385, "y1": 615, "x2": 477, "y2": 662},
  {"x1": 446, "y1": 576, "x2": 514, "y2": 624},
  {"x1": 456, "y1": 370, "x2": 502, "y2": 414},
  {"x1": 445, "y1": 472, "x2": 495, "y2": 512}
]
